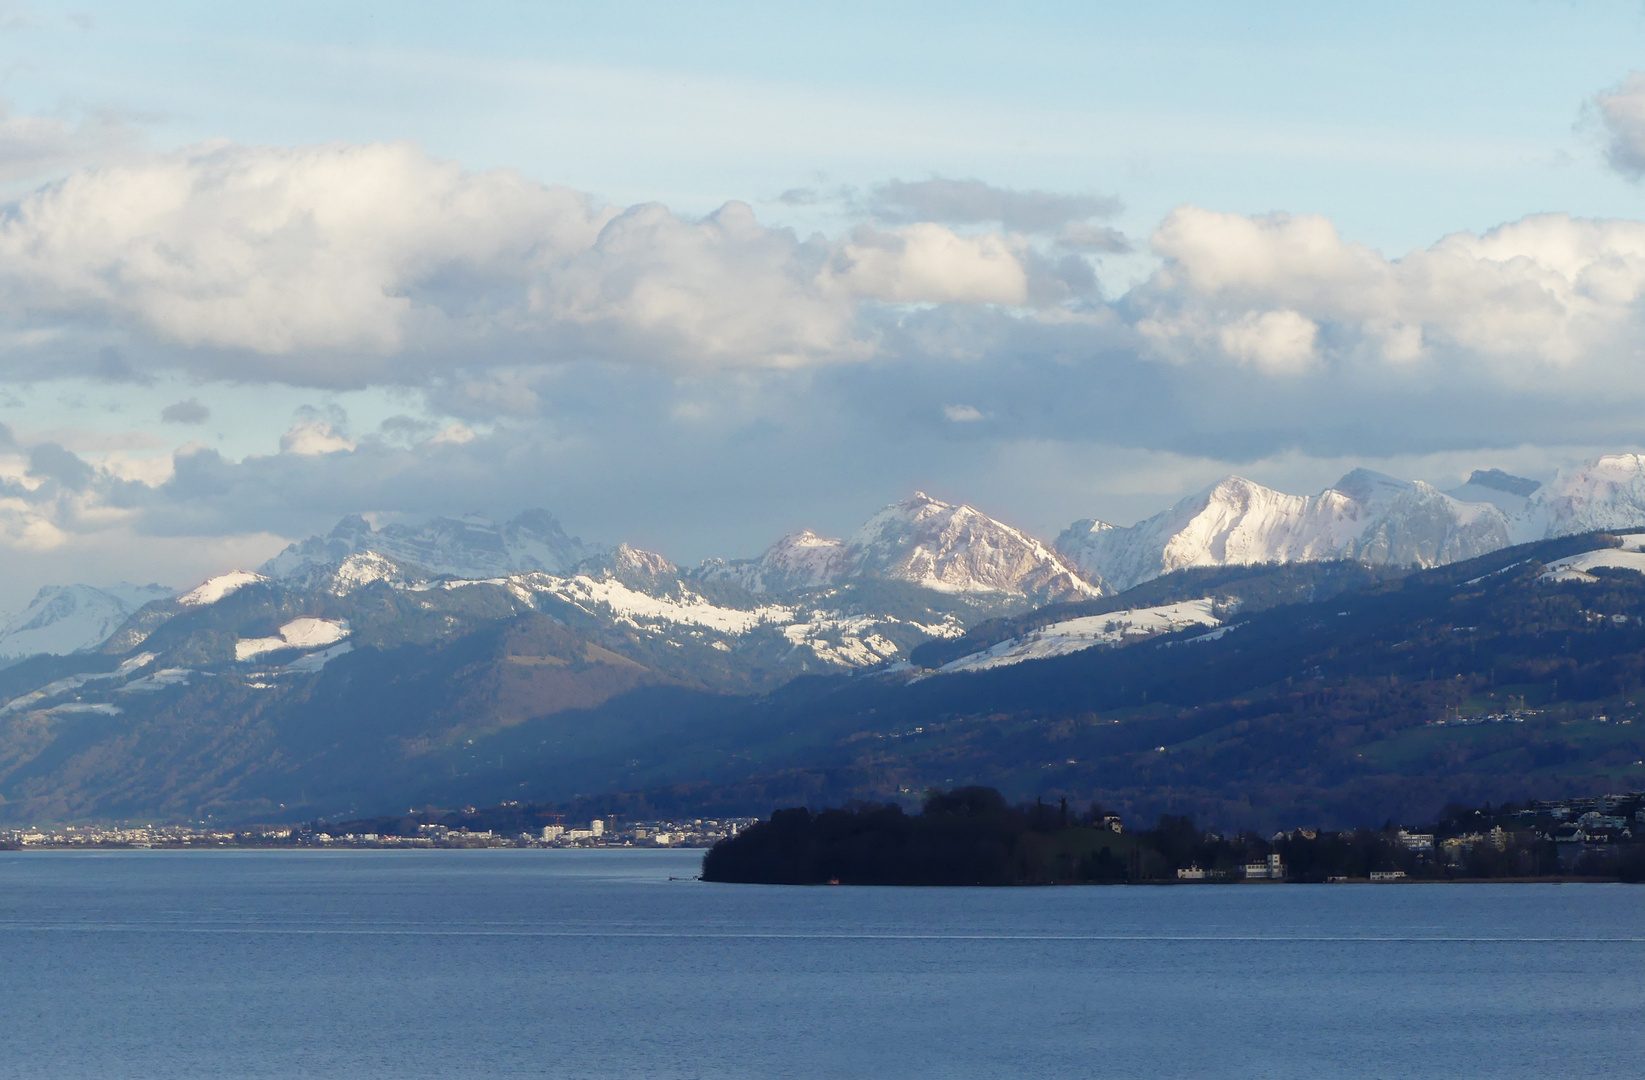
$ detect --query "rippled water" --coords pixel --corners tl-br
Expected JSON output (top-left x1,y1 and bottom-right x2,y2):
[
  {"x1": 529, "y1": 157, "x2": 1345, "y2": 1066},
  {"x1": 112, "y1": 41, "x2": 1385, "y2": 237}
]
[{"x1": 3, "y1": 849, "x2": 1642, "y2": 1079}]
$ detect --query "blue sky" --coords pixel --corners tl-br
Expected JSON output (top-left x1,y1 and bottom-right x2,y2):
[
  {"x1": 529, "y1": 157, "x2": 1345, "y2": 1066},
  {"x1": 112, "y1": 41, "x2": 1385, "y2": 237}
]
[{"x1": 2, "y1": 0, "x2": 1645, "y2": 607}]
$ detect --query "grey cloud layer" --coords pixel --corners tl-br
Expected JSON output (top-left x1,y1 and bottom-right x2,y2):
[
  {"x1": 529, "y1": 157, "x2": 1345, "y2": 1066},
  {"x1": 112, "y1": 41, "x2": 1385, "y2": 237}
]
[
  {"x1": 870, "y1": 177, "x2": 1122, "y2": 233},
  {"x1": 1594, "y1": 73, "x2": 1645, "y2": 180}
]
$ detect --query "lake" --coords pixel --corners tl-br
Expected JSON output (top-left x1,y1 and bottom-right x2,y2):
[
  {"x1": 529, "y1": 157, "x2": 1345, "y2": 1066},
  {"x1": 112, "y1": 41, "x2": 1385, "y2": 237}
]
[{"x1": 2, "y1": 849, "x2": 1641, "y2": 1079}]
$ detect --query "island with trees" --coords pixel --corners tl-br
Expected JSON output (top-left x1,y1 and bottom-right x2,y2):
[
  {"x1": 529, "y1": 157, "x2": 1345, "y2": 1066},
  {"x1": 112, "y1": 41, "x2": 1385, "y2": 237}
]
[{"x1": 700, "y1": 786, "x2": 1645, "y2": 885}]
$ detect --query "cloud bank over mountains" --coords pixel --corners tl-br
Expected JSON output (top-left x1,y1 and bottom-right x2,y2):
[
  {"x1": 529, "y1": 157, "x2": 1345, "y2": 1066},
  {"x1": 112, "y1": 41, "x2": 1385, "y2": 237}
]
[
  {"x1": 4, "y1": 136, "x2": 1644, "y2": 396},
  {"x1": 3, "y1": 66, "x2": 1645, "y2": 602}
]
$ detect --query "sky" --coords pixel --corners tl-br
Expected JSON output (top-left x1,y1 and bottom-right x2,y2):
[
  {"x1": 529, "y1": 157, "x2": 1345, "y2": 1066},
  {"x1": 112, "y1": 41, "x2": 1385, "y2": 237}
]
[{"x1": 5, "y1": 0, "x2": 1645, "y2": 609}]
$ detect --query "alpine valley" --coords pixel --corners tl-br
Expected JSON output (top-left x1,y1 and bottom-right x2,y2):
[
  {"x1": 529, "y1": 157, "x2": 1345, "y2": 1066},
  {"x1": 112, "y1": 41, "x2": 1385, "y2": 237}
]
[{"x1": 4, "y1": 454, "x2": 1645, "y2": 829}]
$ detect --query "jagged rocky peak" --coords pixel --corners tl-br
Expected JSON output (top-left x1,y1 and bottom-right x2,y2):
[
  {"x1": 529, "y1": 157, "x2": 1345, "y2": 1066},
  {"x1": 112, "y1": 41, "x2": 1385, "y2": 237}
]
[
  {"x1": 262, "y1": 509, "x2": 599, "y2": 582},
  {"x1": 696, "y1": 530, "x2": 851, "y2": 593},
  {"x1": 276, "y1": 551, "x2": 425, "y2": 596},
  {"x1": 701, "y1": 492, "x2": 1104, "y2": 601},
  {"x1": 851, "y1": 492, "x2": 1102, "y2": 599},
  {"x1": 573, "y1": 542, "x2": 679, "y2": 586}
]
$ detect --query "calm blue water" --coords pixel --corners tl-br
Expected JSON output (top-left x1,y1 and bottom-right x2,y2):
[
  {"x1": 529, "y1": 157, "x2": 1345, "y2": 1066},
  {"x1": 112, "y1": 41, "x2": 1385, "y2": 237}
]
[{"x1": 2, "y1": 850, "x2": 1641, "y2": 1079}]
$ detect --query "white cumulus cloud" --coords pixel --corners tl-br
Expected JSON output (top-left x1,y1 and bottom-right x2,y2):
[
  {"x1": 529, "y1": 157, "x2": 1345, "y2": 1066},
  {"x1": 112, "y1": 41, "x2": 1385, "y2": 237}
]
[
  {"x1": 0, "y1": 140, "x2": 1061, "y2": 383},
  {"x1": 824, "y1": 224, "x2": 1029, "y2": 306},
  {"x1": 1133, "y1": 205, "x2": 1645, "y2": 375}
]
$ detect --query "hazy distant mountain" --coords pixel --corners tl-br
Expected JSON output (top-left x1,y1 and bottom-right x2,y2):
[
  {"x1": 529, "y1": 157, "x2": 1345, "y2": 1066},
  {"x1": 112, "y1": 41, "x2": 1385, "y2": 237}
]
[
  {"x1": 698, "y1": 492, "x2": 1103, "y2": 602},
  {"x1": 1443, "y1": 468, "x2": 1543, "y2": 514},
  {"x1": 261, "y1": 510, "x2": 598, "y2": 581},
  {"x1": 0, "y1": 583, "x2": 175, "y2": 662}
]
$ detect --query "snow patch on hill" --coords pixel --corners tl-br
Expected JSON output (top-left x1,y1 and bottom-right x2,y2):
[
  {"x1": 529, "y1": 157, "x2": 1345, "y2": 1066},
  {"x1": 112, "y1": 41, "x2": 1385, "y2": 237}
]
[
  {"x1": 0, "y1": 652, "x2": 157, "y2": 715},
  {"x1": 781, "y1": 613, "x2": 903, "y2": 667},
  {"x1": 1540, "y1": 535, "x2": 1645, "y2": 582},
  {"x1": 284, "y1": 642, "x2": 354, "y2": 672},
  {"x1": 115, "y1": 668, "x2": 194, "y2": 692},
  {"x1": 935, "y1": 599, "x2": 1219, "y2": 675},
  {"x1": 524, "y1": 575, "x2": 792, "y2": 634},
  {"x1": 235, "y1": 618, "x2": 351, "y2": 661}
]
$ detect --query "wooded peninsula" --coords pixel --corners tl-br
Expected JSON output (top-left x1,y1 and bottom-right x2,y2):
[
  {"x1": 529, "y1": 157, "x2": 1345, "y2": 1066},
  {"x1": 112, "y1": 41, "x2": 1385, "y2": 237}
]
[{"x1": 700, "y1": 786, "x2": 1645, "y2": 885}]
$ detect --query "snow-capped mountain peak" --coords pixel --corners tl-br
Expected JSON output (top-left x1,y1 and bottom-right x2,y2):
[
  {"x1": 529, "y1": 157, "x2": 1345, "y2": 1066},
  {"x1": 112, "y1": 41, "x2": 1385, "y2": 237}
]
[
  {"x1": 1057, "y1": 453, "x2": 1645, "y2": 592},
  {"x1": 1057, "y1": 470, "x2": 1515, "y2": 592},
  {"x1": 701, "y1": 492, "x2": 1103, "y2": 601},
  {"x1": 0, "y1": 583, "x2": 175, "y2": 661},
  {"x1": 1536, "y1": 453, "x2": 1645, "y2": 537},
  {"x1": 848, "y1": 492, "x2": 1102, "y2": 599}
]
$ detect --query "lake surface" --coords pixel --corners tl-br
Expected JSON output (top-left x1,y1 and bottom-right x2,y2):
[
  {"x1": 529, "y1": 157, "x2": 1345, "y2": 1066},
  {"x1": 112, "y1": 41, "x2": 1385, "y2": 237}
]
[{"x1": 2, "y1": 850, "x2": 1642, "y2": 1079}]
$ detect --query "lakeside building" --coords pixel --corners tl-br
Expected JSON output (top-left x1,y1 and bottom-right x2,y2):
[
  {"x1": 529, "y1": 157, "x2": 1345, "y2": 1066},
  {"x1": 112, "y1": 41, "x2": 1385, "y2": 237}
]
[{"x1": 1242, "y1": 854, "x2": 1285, "y2": 880}]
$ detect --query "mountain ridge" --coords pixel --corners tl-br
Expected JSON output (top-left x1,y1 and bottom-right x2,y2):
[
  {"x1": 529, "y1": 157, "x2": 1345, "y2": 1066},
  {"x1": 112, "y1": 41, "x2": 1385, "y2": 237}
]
[{"x1": 1055, "y1": 454, "x2": 1645, "y2": 592}]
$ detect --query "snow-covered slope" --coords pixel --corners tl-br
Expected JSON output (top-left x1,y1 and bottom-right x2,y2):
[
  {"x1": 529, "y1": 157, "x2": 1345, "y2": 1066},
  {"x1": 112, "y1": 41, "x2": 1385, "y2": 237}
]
[
  {"x1": 235, "y1": 618, "x2": 351, "y2": 661},
  {"x1": 0, "y1": 584, "x2": 174, "y2": 661},
  {"x1": 179, "y1": 571, "x2": 269, "y2": 607},
  {"x1": 262, "y1": 510, "x2": 597, "y2": 581},
  {"x1": 1057, "y1": 472, "x2": 1513, "y2": 592},
  {"x1": 1539, "y1": 531, "x2": 1645, "y2": 583},
  {"x1": 701, "y1": 492, "x2": 1103, "y2": 602},
  {"x1": 935, "y1": 599, "x2": 1219, "y2": 675}
]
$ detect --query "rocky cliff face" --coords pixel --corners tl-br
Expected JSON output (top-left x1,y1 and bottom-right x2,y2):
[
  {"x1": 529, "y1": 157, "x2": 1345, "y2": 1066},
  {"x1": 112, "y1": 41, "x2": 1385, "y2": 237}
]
[{"x1": 700, "y1": 492, "x2": 1104, "y2": 602}]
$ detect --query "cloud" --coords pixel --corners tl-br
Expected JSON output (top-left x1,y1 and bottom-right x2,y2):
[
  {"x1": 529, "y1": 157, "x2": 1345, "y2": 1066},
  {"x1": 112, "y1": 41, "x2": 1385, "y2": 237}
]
[
  {"x1": 28, "y1": 441, "x2": 95, "y2": 489},
  {"x1": 1055, "y1": 222, "x2": 1131, "y2": 253},
  {"x1": 280, "y1": 420, "x2": 355, "y2": 456},
  {"x1": 1214, "y1": 310, "x2": 1319, "y2": 374},
  {"x1": 1593, "y1": 73, "x2": 1645, "y2": 180},
  {"x1": 160, "y1": 397, "x2": 210, "y2": 424},
  {"x1": 0, "y1": 142, "x2": 1076, "y2": 383},
  {"x1": 0, "y1": 100, "x2": 142, "y2": 184},
  {"x1": 871, "y1": 177, "x2": 1121, "y2": 233},
  {"x1": 943, "y1": 404, "x2": 984, "y2": 422},
  {"x1": 0, "y1": 141, "x2": 612, "y2": 363},
  {"x1": 823, "y1": 223, "x2": 1029, "y2": 305},
  {"x1": 533, "y1": 199, "x2": 861, "y2": 368},
  {"x1": 1131, "y1": 205, "x2": 1645, "y2": 375}
]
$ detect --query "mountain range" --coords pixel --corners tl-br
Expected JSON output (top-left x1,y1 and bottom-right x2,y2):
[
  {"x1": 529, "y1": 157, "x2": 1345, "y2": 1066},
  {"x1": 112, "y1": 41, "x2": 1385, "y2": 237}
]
[
  {"x1": 9, "y1": 453, "x2": 1645, "y2": 668},
  {"x1": 1057, "y1": 454, "x2": 1645, "y2": 591},
  {"x1": 1, "y1": 452, "x2": 1644, "y2": 826}
]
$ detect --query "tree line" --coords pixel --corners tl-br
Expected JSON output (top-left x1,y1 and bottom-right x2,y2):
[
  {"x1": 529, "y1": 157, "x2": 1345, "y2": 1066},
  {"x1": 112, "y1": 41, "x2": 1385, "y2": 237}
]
[{"x1": 701, "y1": 786, "x2": 1645, "y2": 885}]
